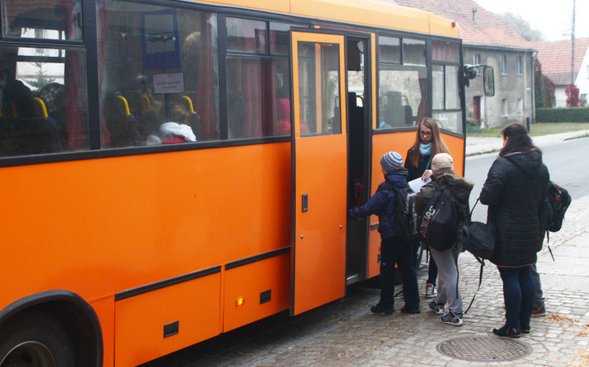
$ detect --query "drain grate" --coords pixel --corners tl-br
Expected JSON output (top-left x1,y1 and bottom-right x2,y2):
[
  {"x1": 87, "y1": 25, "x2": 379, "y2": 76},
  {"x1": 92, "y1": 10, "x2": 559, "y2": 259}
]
[{"x1": 437, "y1": 335, "x2": 532, "y2": 362}]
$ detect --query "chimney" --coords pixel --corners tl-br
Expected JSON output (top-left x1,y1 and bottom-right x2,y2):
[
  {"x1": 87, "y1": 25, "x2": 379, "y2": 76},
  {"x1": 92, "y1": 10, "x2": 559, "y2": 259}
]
[{"x1": 472, "y1": 7, "x2": 477, "y2": 23}]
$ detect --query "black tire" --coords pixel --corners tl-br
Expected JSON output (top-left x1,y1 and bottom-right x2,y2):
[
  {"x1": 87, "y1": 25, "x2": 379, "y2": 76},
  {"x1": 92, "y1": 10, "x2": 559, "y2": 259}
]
[{"x1": 0, "y1": 311, "x2": 75, "y2": 367}]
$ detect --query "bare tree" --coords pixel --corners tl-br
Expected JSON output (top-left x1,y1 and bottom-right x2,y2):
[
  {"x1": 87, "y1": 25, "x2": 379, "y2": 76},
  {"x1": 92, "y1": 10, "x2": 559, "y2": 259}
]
[{"x1": 500, "y1": 13, "x2": 543, "y2": 41}]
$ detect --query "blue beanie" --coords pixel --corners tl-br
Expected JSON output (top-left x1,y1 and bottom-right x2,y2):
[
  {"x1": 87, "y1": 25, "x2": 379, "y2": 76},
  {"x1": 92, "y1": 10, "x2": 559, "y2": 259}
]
[{"x1": 381, "y1": 151, "x2": 403, "y2": 173}]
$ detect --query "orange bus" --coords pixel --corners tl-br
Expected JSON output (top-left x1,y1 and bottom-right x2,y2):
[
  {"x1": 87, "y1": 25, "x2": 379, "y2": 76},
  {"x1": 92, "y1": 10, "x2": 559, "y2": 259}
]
[{"x1": 0, "y1": 0, "x2": 492, "y2": 366}]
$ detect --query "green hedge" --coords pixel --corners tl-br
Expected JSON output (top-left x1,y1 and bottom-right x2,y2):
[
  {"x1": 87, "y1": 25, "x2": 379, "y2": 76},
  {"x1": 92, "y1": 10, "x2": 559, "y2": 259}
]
[{"x1": 536, "y1": 107, "x2": 589, "y2": 122}]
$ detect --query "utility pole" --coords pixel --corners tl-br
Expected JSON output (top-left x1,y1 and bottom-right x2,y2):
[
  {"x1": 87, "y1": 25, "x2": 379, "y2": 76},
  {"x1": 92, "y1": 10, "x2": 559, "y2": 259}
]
[{"x1": 571, "y1": 0, "x2": 576, "y2": 85}]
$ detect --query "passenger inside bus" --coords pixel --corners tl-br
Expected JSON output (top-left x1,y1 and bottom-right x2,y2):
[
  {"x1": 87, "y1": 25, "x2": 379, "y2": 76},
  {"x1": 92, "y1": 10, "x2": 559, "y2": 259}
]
[{"x1": 0, "y1": 79, "x2": 62, "y2": 156}]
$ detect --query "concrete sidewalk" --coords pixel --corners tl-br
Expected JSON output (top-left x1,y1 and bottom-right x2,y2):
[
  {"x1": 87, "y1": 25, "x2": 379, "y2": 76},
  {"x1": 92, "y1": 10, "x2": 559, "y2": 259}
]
[{"x1": 466, "y1": 130, "x2": 589, "y2": 157}]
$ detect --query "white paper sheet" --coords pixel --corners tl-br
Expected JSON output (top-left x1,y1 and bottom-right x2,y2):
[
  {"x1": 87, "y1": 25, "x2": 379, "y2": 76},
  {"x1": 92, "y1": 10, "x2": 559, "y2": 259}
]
[{"x1": 408, "y1": 177, "x2": 431, "y2": 192}]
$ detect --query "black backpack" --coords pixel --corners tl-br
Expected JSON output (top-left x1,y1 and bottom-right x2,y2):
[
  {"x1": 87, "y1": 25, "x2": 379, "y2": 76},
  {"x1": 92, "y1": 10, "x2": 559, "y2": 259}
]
[
  {"x1": 417, "y1": 187, "x2": 458, "y2": 252},
  {"x1": 506, "y1": 157, "x2": 571, "y2": 233},
  {"x1": 391, "y1": 186, "x2": 417, "y2": 241},
  {"x1": 541, "y1": 181, "x2": 571, "y2": 232},
  {"x1": 379, "y1": 183, "x2": 416, "y2": 242}
]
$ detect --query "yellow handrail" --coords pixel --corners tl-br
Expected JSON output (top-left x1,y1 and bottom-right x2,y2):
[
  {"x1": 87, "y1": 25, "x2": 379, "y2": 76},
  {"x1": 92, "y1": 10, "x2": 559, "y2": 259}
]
[
  {"x1": 116, "y1": 95, "x2": 131, "y2": 117},
  {"x1": 34, "y1": 97, "x2": 49, "y2": 119},
  {"x1": 182, "y1": 95, "x2": 195, "y2": 114}
]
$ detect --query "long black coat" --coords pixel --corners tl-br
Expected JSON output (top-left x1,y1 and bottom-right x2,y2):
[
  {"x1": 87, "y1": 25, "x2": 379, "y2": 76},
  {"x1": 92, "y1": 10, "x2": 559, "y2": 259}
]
[{"x1": 480, "y1": 149, "x2": 549, "y2": 267}]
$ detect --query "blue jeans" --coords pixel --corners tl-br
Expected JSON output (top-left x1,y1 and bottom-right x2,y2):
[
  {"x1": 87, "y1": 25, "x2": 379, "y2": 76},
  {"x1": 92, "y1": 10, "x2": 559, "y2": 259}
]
[
  {"x1": 498, "y1": 266, "x2": 534, "y2": 330},
  {"x1": 530, "y1": 264, "x2": 545, "y2": 309},
  {"x1": 379, "y1": 236, "x2": 420, "y2": 309}
]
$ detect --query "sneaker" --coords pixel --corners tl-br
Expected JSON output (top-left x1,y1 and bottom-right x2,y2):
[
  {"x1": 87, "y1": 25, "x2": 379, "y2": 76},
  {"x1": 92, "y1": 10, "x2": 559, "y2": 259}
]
[
  {"x1": 532, "y1": 306, "x2": 546, "y2": 317},
  {"x1": 425, "y1": 283, "x2": 437, "y2": 299},
  {"x1": 441, "y1": 311, "x2": 464, "y2": 326},
  {"x1": 370, "y1": 303, "x2": 394, "y2": 315},
  {"x1": 401, "y1": 306, "x2": 421, "y2": 314},
  {"x1": 428, "y1": 300, "x2": 444, "y2": 315}
]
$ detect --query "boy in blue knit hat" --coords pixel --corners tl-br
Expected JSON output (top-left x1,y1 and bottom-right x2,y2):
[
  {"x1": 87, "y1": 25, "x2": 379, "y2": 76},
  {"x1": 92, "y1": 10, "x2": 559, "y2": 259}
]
[{"x1": 349, "y1": 151, "x2": 420, "y2": 315}]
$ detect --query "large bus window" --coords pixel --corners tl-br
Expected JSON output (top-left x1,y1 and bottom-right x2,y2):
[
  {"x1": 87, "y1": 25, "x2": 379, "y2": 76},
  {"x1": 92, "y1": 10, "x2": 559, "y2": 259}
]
[
  {"x1": 433, "y1": 65, "x2": 460, "y2": 110},
  {"x1": 226, "y1": 18, "x2": 292, "y2": 139},
  {"x1": 2, "y1": 0, "x2": 83, "y2": 41},
  {"x1": 99, "y1": 0, "x2": 220, "y2": 148},
  {"x1": 0, "y1": 46, "x2": 88, "y2": 157},
  {"x1": 432, "y1": 41, "x2": 463, "y2": 133},
  {"x1": 432, "y1": 64, "x2": 461, "y2": 133},
  {"x1": 378, "y1": 67, "x2": 426, "y2": 129}
]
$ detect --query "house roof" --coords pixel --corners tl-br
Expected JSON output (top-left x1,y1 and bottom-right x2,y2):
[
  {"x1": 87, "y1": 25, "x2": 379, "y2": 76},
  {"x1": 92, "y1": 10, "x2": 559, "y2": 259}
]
[
  {"x1": 378, "y1": 0, "x2": 533, "y2": 50},
  {"x1": 532, "y1": 38, "x2": 589, "y2": 86}
]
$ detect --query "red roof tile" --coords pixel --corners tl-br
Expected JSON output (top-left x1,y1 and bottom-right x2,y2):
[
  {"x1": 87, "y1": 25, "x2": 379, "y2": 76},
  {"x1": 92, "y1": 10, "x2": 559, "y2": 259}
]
[
  {"x1": 378, "y1": 0, "x2": 533, "y2": 49},
  {"x1": 532, "y1": 38, "x2": 589, "y2": 85}
]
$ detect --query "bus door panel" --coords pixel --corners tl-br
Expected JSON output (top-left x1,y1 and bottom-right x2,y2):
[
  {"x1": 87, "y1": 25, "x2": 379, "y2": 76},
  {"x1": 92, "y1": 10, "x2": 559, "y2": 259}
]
[{"x1": 290, "y1": 32, "x2": 347, "y2": 316}]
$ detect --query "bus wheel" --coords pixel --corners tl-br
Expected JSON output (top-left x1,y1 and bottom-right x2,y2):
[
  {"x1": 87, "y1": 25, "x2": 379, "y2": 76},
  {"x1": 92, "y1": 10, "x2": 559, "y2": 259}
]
[{"x1": 0, "y1": 311, "x2": 75, "y2": 367}]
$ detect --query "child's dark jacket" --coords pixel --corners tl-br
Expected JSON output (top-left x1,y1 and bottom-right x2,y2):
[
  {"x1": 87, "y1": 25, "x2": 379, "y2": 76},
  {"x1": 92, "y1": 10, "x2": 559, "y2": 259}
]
[{"x1": 349, "y1": 170, "x2": 409, "y2": 239}]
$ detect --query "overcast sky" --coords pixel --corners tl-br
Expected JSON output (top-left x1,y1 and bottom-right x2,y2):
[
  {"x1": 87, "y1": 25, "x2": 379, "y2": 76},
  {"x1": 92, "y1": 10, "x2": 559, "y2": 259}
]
[{"x1": 474, "y1": 0, "x2": 589, "y2": 41}]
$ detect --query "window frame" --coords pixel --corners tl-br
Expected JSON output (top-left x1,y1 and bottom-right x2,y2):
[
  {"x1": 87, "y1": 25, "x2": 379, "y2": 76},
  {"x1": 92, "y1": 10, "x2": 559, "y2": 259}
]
[
  {"x1": 376, "y1": 34, "x2": 429, "y2": 132},
  {"x1": 516, "y1": 55, "x2": 523, "y2": 75},
  {"x1": 500, "y1": 54, "x2": 508, "y2": 75}
]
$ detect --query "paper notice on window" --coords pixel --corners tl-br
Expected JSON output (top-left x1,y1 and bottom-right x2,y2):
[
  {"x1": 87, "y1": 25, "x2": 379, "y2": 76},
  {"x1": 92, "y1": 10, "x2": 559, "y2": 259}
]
[
  {"x1": 153, "y1": 72, "x2": 184, "y2": 94},
  {"x1": 409, "y1": 177, "x2": 431, "y2": 193}
]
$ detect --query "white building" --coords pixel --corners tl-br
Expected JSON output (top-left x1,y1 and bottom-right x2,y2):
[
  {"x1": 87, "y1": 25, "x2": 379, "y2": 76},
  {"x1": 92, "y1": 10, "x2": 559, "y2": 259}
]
[{"x1": 534, "y1": 38, "x2": 589, "y2": 107}]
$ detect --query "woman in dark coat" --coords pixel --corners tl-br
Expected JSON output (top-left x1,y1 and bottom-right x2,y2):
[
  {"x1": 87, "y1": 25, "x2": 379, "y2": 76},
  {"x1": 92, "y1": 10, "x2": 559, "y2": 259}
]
[{"x1": 480, "y1": 123, "x2": 549, "y2": 338}]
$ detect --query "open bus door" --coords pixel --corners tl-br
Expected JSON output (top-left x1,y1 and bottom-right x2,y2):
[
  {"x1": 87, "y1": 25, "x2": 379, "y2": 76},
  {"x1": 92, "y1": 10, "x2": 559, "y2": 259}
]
[{"x1": 290, "y1": 31, "x2": 347, "y2": 316}]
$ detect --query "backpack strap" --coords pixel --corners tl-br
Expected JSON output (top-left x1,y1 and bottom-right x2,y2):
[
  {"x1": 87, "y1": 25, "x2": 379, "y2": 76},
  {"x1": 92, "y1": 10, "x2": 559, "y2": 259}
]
[
  {"x1": 464, "y1": 257, "x2": 484, "y2": 314},
  {"x1": 464, "y1": 196, "x2": 483, "y2": 314}
]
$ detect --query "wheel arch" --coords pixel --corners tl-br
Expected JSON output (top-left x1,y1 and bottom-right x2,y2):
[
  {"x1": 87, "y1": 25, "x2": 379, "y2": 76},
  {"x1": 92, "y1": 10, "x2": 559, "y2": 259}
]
[{"x1": 0, "y1": 290, "x2": 103, "y2": 367}]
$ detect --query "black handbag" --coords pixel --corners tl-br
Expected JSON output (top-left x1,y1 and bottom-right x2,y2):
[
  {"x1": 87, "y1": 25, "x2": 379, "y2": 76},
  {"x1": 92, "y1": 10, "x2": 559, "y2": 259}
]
[
  {"x1": 460, "y1": 199, "x2": 495, "y2": 261},
  {"x1": 461, "y1": 198, "x2": 495, "y2": 314}
]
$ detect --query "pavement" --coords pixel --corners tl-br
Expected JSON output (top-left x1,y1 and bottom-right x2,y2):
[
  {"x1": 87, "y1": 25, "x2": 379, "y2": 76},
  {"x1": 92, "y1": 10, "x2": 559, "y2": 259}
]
[
  {"x1": 147, "y1": 130, "x2": 589, "y2": 367},
  {"x1": 465, "y1": 130, "x2": 589, "y2": 157}
]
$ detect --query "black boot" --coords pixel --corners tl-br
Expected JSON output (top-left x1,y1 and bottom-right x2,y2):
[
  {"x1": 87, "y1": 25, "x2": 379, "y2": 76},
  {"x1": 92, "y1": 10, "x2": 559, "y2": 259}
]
[
  {"x1": 370, "y1": 303, "x2": 394, "y2": 315},
  {"x1": 492, "y1": 325, "x2": 521, "y2": 338}
]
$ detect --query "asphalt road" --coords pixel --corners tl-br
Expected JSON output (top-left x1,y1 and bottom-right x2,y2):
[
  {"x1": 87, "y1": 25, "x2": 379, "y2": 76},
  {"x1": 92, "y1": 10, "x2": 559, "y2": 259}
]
[{"x1": 466, "y1": 137, "x2": 589, "y2": 222}]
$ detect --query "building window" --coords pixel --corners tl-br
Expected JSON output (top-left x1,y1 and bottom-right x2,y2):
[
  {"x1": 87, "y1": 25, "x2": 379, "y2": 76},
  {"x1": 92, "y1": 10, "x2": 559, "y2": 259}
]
[
  {"x1": 474, "y1": 53, "x2": 481, "y2": 65},
  {"x1": 517, "y1": 56, "x2": 523, "y2": 75},
  {"x1": 500, "y1": 55, "x2": 507, "y2": 74},
  {"x1": 501, "y1": 98, "x2": 508, "y2": 116}
]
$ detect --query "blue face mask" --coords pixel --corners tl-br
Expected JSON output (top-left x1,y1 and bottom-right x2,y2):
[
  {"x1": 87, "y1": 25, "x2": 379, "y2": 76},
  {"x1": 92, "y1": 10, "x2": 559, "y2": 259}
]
[{"x1": 419, "y1": 142, "x2": 432, "y2": 156}]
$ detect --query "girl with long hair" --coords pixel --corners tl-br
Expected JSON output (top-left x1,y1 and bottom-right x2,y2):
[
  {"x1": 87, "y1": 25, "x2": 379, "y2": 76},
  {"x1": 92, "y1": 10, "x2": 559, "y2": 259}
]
[{"x1": 405, "y1": 117, "x2": 450, "y2": 299}]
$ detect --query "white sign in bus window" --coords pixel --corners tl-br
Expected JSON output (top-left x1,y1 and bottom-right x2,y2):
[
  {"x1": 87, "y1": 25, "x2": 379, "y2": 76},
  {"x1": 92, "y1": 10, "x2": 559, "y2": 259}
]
[{"x1": 153, "y1": 72, "x2": 184, "y2": 94}]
